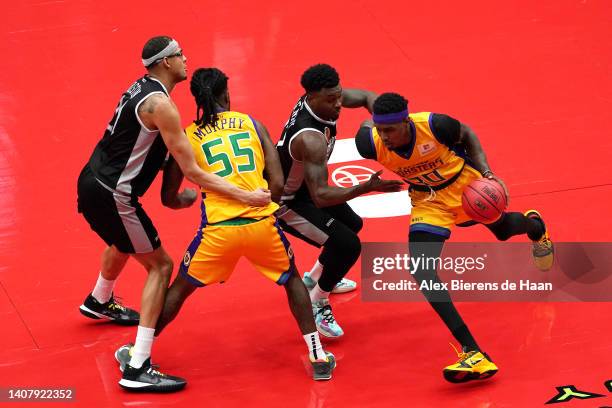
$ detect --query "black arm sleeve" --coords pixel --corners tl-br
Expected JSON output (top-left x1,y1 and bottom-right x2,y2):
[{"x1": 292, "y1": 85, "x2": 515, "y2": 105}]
[
  {"x1": 430, "y1": 113, "x2": 461, "y2": 147},
  {"x1": 354, "y1": 126, "x2": 376, "y2": 160}
]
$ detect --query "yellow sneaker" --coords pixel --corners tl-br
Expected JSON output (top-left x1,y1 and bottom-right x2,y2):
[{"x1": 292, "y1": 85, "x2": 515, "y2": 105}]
[
  {"x1": 524, "y1": 210, "x2": 554, "y2": 271},
  {"x1": 443, "y1": 345, "x2": 498, "y2": 383}
]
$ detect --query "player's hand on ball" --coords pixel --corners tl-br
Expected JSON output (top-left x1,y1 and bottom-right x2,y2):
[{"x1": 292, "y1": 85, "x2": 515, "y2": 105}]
[
  {"x1": 485, "y1": 172, "x2": 510, "y2": 206},
  {"x1": 366, "y1": 170, "x2": 404, "y2": 192}
]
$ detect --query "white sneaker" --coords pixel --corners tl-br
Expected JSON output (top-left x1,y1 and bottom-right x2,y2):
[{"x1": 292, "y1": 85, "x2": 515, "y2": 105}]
[
  {"x1": 312, "y1": 298, "x2": 344, "y2": 338},
  {"x1": 303, "y1": 272, "x2": 357, "y2": 294}
]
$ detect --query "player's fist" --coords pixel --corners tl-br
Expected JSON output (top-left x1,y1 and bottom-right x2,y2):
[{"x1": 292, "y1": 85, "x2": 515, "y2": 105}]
[
  {"x1": 247, "y1": 188, "x2": 272, "y2": 207},
  {"x1": 178, "y1": 188, "x2": 198, "y2": 208}
]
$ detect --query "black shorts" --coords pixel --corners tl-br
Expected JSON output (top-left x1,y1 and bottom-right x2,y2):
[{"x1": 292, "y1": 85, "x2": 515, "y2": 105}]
[
  {"x1": 77, "y1": 165, "x2": 161, "y2": 254},
  {"x1": 277, "y1": 200, "x2": 362, "y2": 247}
]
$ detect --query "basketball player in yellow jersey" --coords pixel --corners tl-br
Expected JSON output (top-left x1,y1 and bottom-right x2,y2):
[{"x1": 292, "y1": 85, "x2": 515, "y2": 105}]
[
  {"x1": 355, "y1": 93, "x2": 554, "y2": 383},
  {"x1": 115, "y1": 67, "x2": 336, "y2": 382}
]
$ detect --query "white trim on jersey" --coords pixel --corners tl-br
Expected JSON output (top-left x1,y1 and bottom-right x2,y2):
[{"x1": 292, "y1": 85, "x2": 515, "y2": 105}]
[
  {"x1": 115, "y1": 128, "x2": 158, "y2": 196},
  {"x1": 147, "y1": 76, "x2": 170, "y2": 96},
  {"x1": 134, "y1": 91, "x2": 166, "y2": 133},
  {"x1": 287, "y1": 127, "x2": 324, "y2": 162},
  {"x1": 303, "y1": 99, "x2": 337, "y2": 126},
  {"x1": 110, "y1": 98, "x2": 129, "y2": 135},
  {"x1": 94, "y1": 176, "x2": 130, "y2": 197}
]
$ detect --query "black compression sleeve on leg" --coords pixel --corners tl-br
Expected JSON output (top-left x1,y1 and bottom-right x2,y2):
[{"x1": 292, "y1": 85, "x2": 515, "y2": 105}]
[
  {"x1": 317, "y1": 223, "x2": 361, "y2": 292},
  {"x1": 409, "y1": 231, "x2": 480, "y2": 352},
  {"x1": 486, "y1": 212, "x2": 544, "y2": 241}
]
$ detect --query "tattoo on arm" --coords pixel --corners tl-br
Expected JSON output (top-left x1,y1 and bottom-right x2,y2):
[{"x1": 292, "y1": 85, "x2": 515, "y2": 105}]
[{"x1": 138, "y1": 94, "x2": 164, "y2": 116}]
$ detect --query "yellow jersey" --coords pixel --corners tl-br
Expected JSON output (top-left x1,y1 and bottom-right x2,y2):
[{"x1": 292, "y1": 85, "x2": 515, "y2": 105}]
[
  {"x1": 371, "y1": 112, "x2": 466, "y2": 189},
  {"x1": 185, "y1": 111, "x2": 278, "y2": 224}
]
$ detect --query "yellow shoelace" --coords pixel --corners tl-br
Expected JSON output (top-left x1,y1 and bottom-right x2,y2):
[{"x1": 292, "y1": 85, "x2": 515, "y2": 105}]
[{"x1": 449, "y1": 343, "x2": 478, "y2": 363}]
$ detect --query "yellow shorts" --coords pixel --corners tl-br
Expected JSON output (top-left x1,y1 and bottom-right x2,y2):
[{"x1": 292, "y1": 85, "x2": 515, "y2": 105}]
[
  {"x1": 179, "y1": 216, "x2": 295, "y2": 287},
  {"x1": 409, "y1": 166, "x2": 482, "y2": 238}
]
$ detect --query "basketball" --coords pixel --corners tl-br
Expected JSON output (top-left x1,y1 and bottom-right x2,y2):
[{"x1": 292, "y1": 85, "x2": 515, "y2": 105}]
[{"x1": 462, "y1": 178, "x2": 507, "y2": 224}]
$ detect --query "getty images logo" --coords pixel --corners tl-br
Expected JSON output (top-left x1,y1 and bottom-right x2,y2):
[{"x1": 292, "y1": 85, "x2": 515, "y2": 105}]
[{"x1": 329, "y1": 138, "x2": 411, "y2": 219}]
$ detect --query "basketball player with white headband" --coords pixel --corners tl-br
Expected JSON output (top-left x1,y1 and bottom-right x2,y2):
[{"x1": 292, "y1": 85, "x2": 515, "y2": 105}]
[{"x1": 77, "y1": 36, "x2": 270, "y2": 392}]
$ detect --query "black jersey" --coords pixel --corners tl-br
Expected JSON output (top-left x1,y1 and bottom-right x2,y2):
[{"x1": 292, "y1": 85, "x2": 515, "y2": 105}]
[
  {"x1": 88, "y1": 75, "x2": 169, "y2": 197},
  {"x1": 276, "y1": 96, "x2": 337, "y2": 202}
]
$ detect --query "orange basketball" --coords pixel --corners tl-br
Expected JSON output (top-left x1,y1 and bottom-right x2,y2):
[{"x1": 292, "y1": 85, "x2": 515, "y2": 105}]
[{"x1": 462, "y1": 178, "x2": 507, "y2": 224}]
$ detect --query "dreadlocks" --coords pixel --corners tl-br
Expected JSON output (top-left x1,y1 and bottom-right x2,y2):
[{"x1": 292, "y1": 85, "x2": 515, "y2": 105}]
[{"x1": 190, "y1": 68, "x2": 229, "y2": 127}]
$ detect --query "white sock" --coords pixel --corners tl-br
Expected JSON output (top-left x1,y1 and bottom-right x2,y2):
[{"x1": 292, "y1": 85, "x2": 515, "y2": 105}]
[
  {"x1": 303, "y1": 331, "x2": 326, "y2": 362},
  {"x1": 130, "y1": 326, "x2": 155, "y2": 368},
  {"x1": 308, "y1": 260, "x2": 324, "y2": 282},
  {"x1": 309, "y1": 284, "x2": 330, "y2": 304},
  {"x1": 92, "y1": 273, "x2": 115, "y2": 304}
]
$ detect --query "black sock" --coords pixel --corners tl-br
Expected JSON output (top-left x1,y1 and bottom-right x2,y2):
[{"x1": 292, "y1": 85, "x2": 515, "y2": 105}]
[
  {"x1": 487, "y1": 212, "x2": 544, "y2": 241},
  {"x1": 451, "y1": 324, "x2": 480, "y2": 352},
  {"x1": 526, "y1": 216, "x2": 545, "y2": 241},
  {"x1": 409, "y1": 231, "x2": 482, "y2": 353},
  {"x1": 318, "y1": 223, "x2": 361, "y2": 292}
]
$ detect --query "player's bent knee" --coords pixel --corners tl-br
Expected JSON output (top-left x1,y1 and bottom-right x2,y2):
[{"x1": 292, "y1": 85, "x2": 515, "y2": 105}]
[
  {"x1": 492, "y1": 231, "x2": 512, "y2": 241},
  {"x1": 169, "y1": 274, "x2": 197, "y2": 301},
  {"x1": 342, "y1": 215, "x2": 363, "y2": 234},
  {"x1": 335, "y1": 232, "x2": 361, "y2": 261},
  {"x1": 162, "y1": 259, "x2": 174, "y2": 277},
  {"x1": 152, "y1": 258, "x2": 174, "y2": 281},
  {"x1": 283, "y1": 271, "x2": 302, "y2": 291},
  {"x1": 352, "y1": 217, "x2": 364, "y2": 233},
  {"x1": 486, "y1": 213, "x2": 518, "y2": 241}
]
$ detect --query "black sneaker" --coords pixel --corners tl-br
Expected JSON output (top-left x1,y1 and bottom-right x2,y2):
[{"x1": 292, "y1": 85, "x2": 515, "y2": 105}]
[
  {"x1": 79, "y1": 293, "x2": 139, "y2": 326},
  {"x1": 114, "y1": 343, "x2": 133, "y2": 372},
  {"x1": 119, "y1": 358, "x2": 186, "y2": 393},
  {"x1": 312, "y1": 351, "x2": 336, "y2": 381}
]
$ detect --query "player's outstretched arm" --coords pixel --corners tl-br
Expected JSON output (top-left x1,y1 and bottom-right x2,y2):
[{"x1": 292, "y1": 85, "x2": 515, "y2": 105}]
[
  {"x1": 160, "y1": 156, "x2": 197, "y2": 209},
  {"x1": 341, "y1": 89, "x2": 378, "y2": 113},
  {"x1": 297, "y1": 129, "x2": 401, "y2": 208},
  {"x1": 253, "y1": 118, "x2": 284, "y2": 203},
  {"x1": 149, "y1": 96, "x2": 271, "y2": 207}
]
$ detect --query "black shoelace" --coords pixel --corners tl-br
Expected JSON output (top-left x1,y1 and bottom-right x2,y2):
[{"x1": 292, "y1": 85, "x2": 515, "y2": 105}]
[{"x1": 316, "y1": 305, "x2": 336, "y2": 324}]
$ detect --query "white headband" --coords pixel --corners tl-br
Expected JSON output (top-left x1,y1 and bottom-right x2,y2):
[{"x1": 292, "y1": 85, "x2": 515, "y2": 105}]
[{"x1": 142, "y1": 39, "x2": 181, "y2": 67}]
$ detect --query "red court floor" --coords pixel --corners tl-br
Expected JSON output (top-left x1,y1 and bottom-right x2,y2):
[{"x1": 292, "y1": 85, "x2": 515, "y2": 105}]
[{"x1": 1, "y1": 0, "x2": 611, "y2": 407}]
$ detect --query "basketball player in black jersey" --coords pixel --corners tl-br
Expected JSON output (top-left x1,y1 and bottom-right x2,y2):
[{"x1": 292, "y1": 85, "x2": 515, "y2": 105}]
[
  {"x1": 77, "y1": 36, "x2": 270, "y2": 392},
  {"x1": 276, "y1": 64, "x2": 402, "y2": 338}
]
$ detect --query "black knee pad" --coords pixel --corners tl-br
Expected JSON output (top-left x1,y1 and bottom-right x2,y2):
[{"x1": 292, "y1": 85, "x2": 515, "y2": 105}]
[
  {"x1": 322, "y1": 228, "x2": 361, "y2": 265},
  {"x1": 318, "y1": 226, "x2": 362, "y2": 291},
  {"x1": 348, "y1": 215, "x2": 363, "y2": 234}
]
